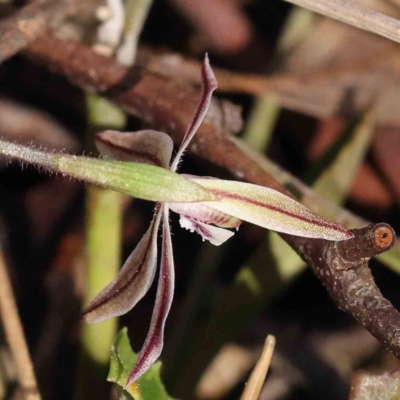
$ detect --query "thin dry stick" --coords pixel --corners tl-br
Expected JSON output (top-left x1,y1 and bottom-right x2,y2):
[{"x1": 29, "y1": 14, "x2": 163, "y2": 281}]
[
  {"x1": 0, "y1": 0, "x2": 71, "y2": 64},
  {"x1": 0, "y1": 248, "x2": 41, "y2": 400},
  {"x1": 285, "y1": 0, "x2": 400, "y2": 45},
  {"x1": 240, "y1": 335, "x2": 276, "y2": 400},
  {"x1": 0, "y1": 0, "x2": 102, "y2": 64}
]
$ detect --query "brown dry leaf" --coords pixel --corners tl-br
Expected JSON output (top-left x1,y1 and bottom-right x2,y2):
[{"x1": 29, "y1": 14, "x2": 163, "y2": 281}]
[
  {"x1": 309, "y1": 118, "x2": 394, "y2": 208},
  {"x1": 23, "y1": 179, "x2": 80, "y2": 248},
  {"x1": 308, "y1": 117, "x2": 346, "y2": 160},
  {"x1": 373, "y1": 126, "x2": 400, "y2": 207},
  {"x1": 0, "y1": 97, "x2": 79, "y2": 152},
  {"x1": 349, "y1": 163, "x2": 393, "y2": 208},
  {"x1": 196, "y1": 344, "x2": 258, "y2": 399},
  {"x1": 274, "y1": 3, "x2": 400, "y2": 126},
  {"x1": 169, "y1": 0, "x2": 253, "y2": 53}
]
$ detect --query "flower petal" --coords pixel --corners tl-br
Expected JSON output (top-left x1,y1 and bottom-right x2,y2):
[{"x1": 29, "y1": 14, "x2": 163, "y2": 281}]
[
  {"x1": 179, "y1": 216, "x2": 235, "y2": 246},
  {"x1": 189, "y1": 177, "x2": 354, "y2": 241},
  {"x1": 169, "y1": 201, "x2": 241, "y2": 228},
  {"x1": 82, "y1": 207, "x2": 162, "y2": 324},
  {"x1": 125, "y1": 204, "x2": 175, "y2": 386},
  {"x1": 96, "y1": 129, "x2": 173, "y2": 168},
  {"x1": 170, "y1": 54, "x2": 217, "y2": 172}
]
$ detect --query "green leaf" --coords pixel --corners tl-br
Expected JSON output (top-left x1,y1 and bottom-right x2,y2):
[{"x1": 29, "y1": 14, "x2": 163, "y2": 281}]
[
  {"x1": 108, "y1": 328, "x2": 176, "y2": 400},
  {"x1": 87, "y1": 94, "x2": 127, "y2": 130},
  {"x1": 0, "y1": 140, "x2": 215, "y2": 203},
  {"x1": 74, "y1": 94, "x2": 125, "y2": 400},
  {"x1": 242, "y1": 94, "x2": 280, "y2": 151}
]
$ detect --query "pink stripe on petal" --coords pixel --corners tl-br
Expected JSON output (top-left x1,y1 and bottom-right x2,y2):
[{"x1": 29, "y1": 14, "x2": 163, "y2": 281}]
[
  {"x1": 170, "y1": 54, "x2": 217, "y2": 172},
  {"x1": 179, "y1": 215, "x2": 235, "y2": 246},
  {"x1": 189, "y1": 178, "x2": 354, "y2": 241},
  {"x1": 169, "y1": 201, "x2": 241, "y2": 228},
  {"x1": 82, "y1": 207, "x2": 162, "y2": 324},
  {"x1": 96, "y1": 129, "x2": 173, "y2": 168},
  {"x1": 125, "y1": 204, "x2": 175, "y2": 386}
]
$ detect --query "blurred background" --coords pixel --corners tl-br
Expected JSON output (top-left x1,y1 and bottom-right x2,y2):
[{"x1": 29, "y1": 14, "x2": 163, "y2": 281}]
[{"x1": 1, "y1": 0, "x2": 400, "y2": 399}]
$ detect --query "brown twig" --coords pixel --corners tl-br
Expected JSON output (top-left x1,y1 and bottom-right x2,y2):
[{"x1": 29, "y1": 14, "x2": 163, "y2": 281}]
[
  {"x1": 0, "y1": 0, "x2": 102, "y2": 64},
  {"x1": 22, "y1": 35, "x2": 400, "y2": 358},
  {"x1": 136, "y1": 46, "x2": 400, "y2": 124},
  {"x1": 0, "y1": 245, "x2": 42, "y2": 400},
  {"x1": 135, "y1": 46, "x2": 395, "y2": 96},
  {"x1": 0, "y1": 0, "x2": 71, "y2": 64},
  {"x1": 282, "y1": 224, "x2": 400, "y2": 357}
]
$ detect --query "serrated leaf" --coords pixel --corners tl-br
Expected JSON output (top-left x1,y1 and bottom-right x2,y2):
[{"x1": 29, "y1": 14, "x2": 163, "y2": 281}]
[{"x1": 108, "y1": 328, "x2": 176, "y2": 400}]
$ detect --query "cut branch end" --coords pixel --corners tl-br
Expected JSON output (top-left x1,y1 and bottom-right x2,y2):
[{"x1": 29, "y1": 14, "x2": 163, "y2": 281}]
[{"x1": 373, "y1": 223, "x2": 395, "y2": 251}]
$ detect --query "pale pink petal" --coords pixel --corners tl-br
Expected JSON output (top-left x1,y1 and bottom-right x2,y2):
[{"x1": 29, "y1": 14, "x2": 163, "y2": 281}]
[
  {"x1": 169, "y1": 201, "x2": 241, "y2": 228},
  {"x1": 179, "y1": 215, "x2": 234, "y2": 246},
  {"x1": 170, "y1": 54, "x2": 217, "y2": 172},
  {"x1": 95, "y1": 129, "x2": 173, "y2": 167},
  {"x1": 188, "y1": 177, "x2": 354, "y2": 241},
  {"x1": 125, "y1": 204, "x2": 174, "y2": 386},
  {"x1": 82, "y1": 207, "x2": 162, "y2": 324}
]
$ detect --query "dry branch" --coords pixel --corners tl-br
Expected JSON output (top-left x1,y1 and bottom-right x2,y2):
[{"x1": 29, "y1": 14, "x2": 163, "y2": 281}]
[
  {"x1": 136, "y1": 46, "x2": 389, "y2": 97},
  {"x1": 136, "y1": 46, "x2": 400, "y2": 126},
  {"x1": 285, "y1": 0, "x2": 400, "y2": 45},
  {"x1": 0, "y1": 246, "x2": 41, "y2": 400},
  {"x1": 22, "y1": 34, "x2": 400, "y2": 359},
  {"x1": 283, "y1": 224, "x2": 400, "y2": 358},
  {"x1": 0, "y1": 0, "x2": 102, "y2": 64},
  {"x1": 0, "y1": 0, "x2": 71, "y2": 63}
]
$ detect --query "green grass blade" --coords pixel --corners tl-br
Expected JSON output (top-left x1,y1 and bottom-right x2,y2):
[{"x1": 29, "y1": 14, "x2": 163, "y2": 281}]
[{"x1": 74, "y1": 97, "x2": 126, "y2": 400}]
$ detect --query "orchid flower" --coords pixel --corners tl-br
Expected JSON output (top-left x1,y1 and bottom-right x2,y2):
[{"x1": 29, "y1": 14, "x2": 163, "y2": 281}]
[{"x1": 80, "y1": 55, "x2": 353, "y2": 387}]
